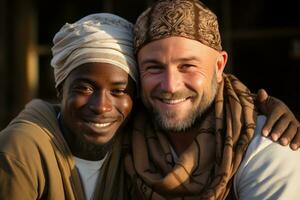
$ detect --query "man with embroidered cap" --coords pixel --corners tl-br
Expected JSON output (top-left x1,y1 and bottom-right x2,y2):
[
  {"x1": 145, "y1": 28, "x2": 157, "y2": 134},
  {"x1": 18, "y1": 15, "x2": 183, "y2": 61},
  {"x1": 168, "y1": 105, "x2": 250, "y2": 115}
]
[
  {"x1": 124, "y1": 0, "x2": 300, "y2": 199},
  {"x1": 0, "y1": 9, "x2": 298, "y2": 200},
  {"x1": 0, "y1": 13, "x2": 137, "y2": 200}
]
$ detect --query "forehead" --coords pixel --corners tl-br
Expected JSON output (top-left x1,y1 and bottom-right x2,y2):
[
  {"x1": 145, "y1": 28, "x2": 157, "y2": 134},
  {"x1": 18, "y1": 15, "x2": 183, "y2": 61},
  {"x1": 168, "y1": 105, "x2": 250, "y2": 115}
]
[
  {"x1": 65, "y1": 62, "x2": 132, "y2": 84},
  {"x1": 137, "y1": 36, "x2": 219, "y2": 62}
]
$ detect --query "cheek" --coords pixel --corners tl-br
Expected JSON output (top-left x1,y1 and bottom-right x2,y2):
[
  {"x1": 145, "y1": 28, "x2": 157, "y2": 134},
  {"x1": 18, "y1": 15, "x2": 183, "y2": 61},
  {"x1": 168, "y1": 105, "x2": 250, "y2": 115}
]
[
  {"x1": 141, "y1": 75, "x2": 159, "y2": 95},
  {"x1": 117, "y1": 97, "x2": 133, "y2": 118},
  {"x1": 63, "y1": 95, "x2": 89, "y2": 114},
  {"x1": 185, "y1": 73, "x2": 207, "y2": 91}
]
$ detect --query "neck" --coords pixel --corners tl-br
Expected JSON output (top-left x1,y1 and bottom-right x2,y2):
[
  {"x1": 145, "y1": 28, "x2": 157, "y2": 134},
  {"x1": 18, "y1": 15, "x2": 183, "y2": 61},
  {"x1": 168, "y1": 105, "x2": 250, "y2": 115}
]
[
  {"x1": 166, "y1": 107, "x2": 215, "y2": 156},
  {"x1": 167, "y1": 128, "x2": 198, "y2": 155}
]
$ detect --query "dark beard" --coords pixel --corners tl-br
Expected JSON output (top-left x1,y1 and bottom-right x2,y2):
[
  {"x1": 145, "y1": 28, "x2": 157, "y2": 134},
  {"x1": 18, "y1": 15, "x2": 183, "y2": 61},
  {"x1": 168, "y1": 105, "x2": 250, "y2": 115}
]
[
  {"x1": 72, "y1": 136, "x2": 114, "y2": 160},
  {"x1": 58, "y1": 114, "x2": 114, "y2": 161}
]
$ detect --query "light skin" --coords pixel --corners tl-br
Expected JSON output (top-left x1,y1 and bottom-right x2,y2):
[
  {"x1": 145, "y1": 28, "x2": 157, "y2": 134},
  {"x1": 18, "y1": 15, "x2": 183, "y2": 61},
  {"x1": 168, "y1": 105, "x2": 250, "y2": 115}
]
[
  {"x1": 138, "y1": 36, "x2": 227, "y2": 154},
  {"x1": 137, "y1": 36, "x2": 300, "y2": 153},
  {"x1": 60, "y1": 62, "x2": 135, "y2": 160}
]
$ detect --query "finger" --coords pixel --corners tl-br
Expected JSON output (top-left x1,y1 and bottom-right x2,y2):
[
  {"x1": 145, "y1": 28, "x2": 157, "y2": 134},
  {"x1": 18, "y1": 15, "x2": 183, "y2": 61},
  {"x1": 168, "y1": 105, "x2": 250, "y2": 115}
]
[
  {"x1": 256, "y1": 88, "x2": 269, "y2": 103},
  {"x1": 269, "y1": 114, "x2": 290, "y2": 141},
  {"x1": 262, "y1": 112, "x2": 282, "y2": 137},
  {"x1": 278, "y1": 123, "x2": 296, "y2": 146},
  {"x1": 290, "y1": 127, "x2": 300, "y2": 150},
  {"x1": 256, "y1": 89, "x2": 269, "y2": 115}
]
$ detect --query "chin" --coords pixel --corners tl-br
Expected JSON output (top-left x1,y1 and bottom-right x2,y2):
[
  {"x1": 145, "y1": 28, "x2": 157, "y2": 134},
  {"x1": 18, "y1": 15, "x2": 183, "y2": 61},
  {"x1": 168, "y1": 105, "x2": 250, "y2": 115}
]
[{"x1": 83, "y1": 134, "x2": 114, "y2": 146}]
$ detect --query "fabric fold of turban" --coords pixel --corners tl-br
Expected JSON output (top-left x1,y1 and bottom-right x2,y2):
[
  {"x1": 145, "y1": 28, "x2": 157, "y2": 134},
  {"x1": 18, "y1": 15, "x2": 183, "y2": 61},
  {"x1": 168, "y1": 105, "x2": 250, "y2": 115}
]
[{"x1": 51, "y1": 13, "x2": 138, "y2": 88}]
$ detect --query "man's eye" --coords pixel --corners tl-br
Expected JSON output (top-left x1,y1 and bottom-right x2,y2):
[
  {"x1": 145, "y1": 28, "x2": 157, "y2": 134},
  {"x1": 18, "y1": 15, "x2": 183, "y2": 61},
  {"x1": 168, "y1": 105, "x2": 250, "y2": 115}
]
[
  {"x1": 181, "y1": 64, "x2": 195, "y2": 69},
  {"x1": 111, "y1": 89, "x2": 126, "y2": 96},
  {"x1": 146, "y1": 66, "x2": 163, "y2": 74},
  {"x1": 73, "y1": 85, "x2": 93, "y2": 94}
]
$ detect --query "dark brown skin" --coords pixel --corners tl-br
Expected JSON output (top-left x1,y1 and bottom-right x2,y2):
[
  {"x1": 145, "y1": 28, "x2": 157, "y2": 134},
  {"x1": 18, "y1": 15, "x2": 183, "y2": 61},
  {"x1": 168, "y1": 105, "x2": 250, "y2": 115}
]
[
  {"x1": 60, "y1": 62, "x2": 135, "y2": 160},
  {"x1": 256, "y1": 89, "x2": 300, "y2": 150}
]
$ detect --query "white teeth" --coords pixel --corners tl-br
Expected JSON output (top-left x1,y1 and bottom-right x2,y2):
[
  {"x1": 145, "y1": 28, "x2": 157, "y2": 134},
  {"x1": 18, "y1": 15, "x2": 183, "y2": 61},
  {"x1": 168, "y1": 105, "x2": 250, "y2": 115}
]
[
  {"x1": 92, "y1": 123, "x2": 111, "y2": 128},
  {"x1": 161, "y1": 98, "x2": 186, "y2": 104}
]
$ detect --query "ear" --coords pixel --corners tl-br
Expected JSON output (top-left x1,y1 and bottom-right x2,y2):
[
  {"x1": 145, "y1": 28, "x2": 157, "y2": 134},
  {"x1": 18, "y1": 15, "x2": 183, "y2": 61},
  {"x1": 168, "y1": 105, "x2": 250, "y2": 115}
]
[{"x1": 215, "y1": 51, "x2": 228, "y2": 83}]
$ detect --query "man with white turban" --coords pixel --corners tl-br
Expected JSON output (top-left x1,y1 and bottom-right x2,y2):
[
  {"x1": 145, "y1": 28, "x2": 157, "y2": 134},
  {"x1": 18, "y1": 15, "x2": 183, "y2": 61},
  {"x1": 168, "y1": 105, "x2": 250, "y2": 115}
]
[
  {"x1": 0, "y1": 13, "x2": 137, "y2": 200},
  {"x1": 0, "y1": 10, "x2": 299, "y2": 200}
]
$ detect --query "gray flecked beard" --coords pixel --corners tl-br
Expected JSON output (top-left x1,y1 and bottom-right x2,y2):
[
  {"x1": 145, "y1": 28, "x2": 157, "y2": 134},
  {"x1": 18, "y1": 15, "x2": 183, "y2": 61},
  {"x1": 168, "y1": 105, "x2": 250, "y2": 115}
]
[{"x1": 152, "y1": 73, "x2": 218, "y2": 133}]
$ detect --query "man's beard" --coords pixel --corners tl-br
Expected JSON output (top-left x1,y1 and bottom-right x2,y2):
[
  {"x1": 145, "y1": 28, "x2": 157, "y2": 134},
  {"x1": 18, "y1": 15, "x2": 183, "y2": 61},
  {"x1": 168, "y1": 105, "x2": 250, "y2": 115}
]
[
  {"x1": 58, "y1": 115, "x2": 115, "y2": 160},
  {"x1": 74, "y1": 135, "x2": 114, "y2": 160},
  {"x1": 152, "y1": 73, "x2": 218, "y2": 132}
]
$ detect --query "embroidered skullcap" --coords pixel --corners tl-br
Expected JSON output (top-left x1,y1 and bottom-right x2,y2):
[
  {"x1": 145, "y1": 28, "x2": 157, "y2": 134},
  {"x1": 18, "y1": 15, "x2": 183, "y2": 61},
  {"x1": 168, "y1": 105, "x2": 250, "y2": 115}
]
[
  {"x1": 134, "y1": 0, "x2": 222, "y2": 53},
  {"x1": 51, "y1": 13, "x2": 138, "y2": 88}
]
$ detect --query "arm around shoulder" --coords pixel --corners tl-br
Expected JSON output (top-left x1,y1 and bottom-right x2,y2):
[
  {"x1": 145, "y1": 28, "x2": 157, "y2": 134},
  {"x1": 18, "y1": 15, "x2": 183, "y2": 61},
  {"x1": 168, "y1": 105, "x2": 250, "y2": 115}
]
[{"x1": 234, "y1": 116, "x2": 300, "y2": 200}]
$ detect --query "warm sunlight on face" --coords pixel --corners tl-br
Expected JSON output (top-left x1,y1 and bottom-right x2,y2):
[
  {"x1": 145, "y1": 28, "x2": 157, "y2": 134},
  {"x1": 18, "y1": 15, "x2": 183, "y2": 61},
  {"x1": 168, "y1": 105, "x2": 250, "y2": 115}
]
[
  {"x1": 61, "y1": 63, "x2": 135, "y2": 146},
  {"x1": 137, "y1": 36, "x2": 226, "y2": 132}
]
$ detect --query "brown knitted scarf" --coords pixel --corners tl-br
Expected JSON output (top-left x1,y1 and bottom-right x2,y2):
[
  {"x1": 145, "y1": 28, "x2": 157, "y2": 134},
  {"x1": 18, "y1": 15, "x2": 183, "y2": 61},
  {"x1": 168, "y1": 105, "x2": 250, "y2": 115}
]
[{"x1": 125, "y1": 74, "x2": 257, "y2": 199}]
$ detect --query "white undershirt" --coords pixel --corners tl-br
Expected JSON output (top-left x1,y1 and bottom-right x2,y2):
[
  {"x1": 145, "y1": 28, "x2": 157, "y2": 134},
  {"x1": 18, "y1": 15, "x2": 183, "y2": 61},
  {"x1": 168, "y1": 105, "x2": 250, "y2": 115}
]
[
  {"x1": 234, "y1": 115, "x2": 300, "y2": 199},
  {"x1": 74, "y1": 154, "x2": 107, "y2": 200}
]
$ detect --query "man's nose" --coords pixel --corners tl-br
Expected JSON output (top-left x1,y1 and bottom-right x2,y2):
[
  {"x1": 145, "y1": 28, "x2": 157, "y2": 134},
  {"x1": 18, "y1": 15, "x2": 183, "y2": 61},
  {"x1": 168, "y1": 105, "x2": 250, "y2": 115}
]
[
  {"x1": 89, "y1": 91, "x2": 112, "y2": 114},
  {"x1": 160, "y1": 67, "x2": 181, "y2": 93}
]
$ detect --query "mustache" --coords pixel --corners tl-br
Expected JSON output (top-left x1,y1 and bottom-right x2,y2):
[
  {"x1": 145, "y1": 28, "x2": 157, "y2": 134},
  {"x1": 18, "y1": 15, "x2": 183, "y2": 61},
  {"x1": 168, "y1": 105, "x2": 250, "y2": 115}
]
[
  {"x1": 83, "y1": 116, "x2": 117, "y2": 121},
  {"x1": 152, "y1": 90, "x2": 196, "y2": 99},
  {"x1": 79, "y1": 113, "x2": 118, "y2": 122}
]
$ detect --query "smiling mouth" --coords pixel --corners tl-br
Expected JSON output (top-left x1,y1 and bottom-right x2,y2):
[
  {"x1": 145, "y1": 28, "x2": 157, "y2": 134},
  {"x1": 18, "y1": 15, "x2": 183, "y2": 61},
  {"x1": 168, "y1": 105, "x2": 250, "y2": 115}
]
[
  {"x1": 159, "y1": 97, "x2": 190, "y2": 104},
  {"x1": 90, "y1": 122, "x2": 113, "y2": 128}
]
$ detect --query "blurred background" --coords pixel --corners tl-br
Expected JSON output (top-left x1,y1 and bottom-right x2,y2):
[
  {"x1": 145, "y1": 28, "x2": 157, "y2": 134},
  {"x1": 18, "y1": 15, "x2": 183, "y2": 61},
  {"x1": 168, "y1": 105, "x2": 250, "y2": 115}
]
[{"x1": 0, "y1": 0, "x2": 299, "y2": 129}]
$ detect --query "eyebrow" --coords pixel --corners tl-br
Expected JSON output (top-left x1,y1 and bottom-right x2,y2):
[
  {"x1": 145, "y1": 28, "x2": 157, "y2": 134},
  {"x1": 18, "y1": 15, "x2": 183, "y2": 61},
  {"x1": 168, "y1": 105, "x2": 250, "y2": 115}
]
[
  {"x1": 71, "y1": 78, "x2": 95, "y2": 85},
  {"x1": 110, "y1": 80, "x2": 128, "y2": 86},
  {"x1": 72, "y1": 78, "x2": 128, "y2": 86},
  {"x1": 140, "y1": 59, "x2": 163, "y2": 66},
  {"x1": 174, "y1": 56, "x2": 202, "y2": 63},
  {"x1": 140, "y1": 56, "x2": 201, "y2": 66}
]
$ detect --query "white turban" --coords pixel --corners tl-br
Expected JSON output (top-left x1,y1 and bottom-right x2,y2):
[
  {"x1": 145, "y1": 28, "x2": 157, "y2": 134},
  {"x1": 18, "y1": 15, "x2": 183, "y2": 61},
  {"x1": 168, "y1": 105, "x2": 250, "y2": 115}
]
[{"x1": 51, "y1": 13, "x2": 138, "y2": 88}]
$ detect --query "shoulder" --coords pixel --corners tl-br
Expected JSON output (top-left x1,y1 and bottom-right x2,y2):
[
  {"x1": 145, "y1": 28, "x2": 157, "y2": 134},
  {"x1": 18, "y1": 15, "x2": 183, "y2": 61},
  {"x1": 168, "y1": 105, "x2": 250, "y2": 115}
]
[
  {"x1": 0, "y1": 119, "x2": 51, "y2": 160},
  {"x1": 238, "y1": 115, "x2": 299, "y2": 165},
  {"x1": 234, "y1": 115, "x2": 300, "y2": 200},
  {"x1": 0, "y1": 99, "x2": 60, "y2": 162},
  {"x1": 1, "y1": 98, "x2": 59, "y2": 140}
]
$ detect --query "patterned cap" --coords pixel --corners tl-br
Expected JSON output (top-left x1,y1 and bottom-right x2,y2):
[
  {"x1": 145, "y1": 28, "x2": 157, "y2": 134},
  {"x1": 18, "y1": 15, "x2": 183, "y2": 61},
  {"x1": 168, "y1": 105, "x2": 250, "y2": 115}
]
[{"x1": 134, "y1": 0, "x2": 222, "y2": 53}]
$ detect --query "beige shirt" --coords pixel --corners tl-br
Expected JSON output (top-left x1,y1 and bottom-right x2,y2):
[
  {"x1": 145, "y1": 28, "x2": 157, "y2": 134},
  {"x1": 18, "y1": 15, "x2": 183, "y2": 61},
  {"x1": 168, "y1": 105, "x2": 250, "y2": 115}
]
[{"x1": 0, "y1": 99, "x2": 129, "y2": 200}]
